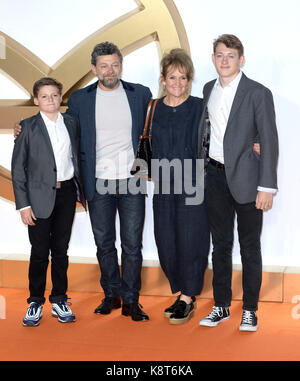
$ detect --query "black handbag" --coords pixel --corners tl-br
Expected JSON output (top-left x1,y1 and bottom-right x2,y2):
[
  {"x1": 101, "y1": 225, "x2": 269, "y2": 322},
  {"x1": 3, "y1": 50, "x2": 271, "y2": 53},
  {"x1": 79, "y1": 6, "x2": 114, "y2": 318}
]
[{"x1": 130, "y1": 98, "x2": 158, "y2": 179}]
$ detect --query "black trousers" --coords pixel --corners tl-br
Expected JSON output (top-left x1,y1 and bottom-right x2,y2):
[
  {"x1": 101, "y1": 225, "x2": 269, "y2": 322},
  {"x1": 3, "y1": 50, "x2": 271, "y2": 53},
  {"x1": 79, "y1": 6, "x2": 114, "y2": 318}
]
[
  {"x1": 27, "y1": 180, "x2": 77, "y2": 304},
  {"x1": 205, "y1": 162, "x2": 263, "y2": 311}
]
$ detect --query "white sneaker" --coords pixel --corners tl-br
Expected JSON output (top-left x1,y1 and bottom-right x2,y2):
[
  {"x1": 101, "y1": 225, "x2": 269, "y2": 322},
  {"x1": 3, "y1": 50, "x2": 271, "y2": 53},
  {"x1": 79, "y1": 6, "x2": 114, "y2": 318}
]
[
  {"x1": 23, "y1": 302, "x2": 43, "y2": 327},
  {"x1": 199, "y1": 306, "x2": 230, "y2": 327},
  {"x1": 52, "y1": 301, "x2": 76, "y2": 323}
]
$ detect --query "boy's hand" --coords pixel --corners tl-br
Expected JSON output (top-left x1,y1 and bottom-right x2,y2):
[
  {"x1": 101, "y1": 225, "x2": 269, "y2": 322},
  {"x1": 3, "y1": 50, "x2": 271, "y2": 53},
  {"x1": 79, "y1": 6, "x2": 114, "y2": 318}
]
[
  {"x1": 256, "y1": 191, "x2": 273, "y2": 211},
  {"x1": 14, "y1": 121, "x2": 22, "y2": 139},
  {"x1": 20, "y1": 208, "x2": 37, "y2": 226}
]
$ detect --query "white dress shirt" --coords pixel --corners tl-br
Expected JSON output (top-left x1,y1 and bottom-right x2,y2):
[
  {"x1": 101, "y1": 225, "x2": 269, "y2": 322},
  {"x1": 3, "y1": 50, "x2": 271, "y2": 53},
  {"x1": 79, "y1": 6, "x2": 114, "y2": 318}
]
[
  {"x1": 40, "y1": 111, "x2": 74, "y2": 182},
  {"x1": 208, "y1": 71, "x2": 242, "y2": 164},
  {"x1": 19, "y1": 112, "x2": 74, "y2": 211},
  {"x1": 207, "y1": 71, "x2": 276, "y2": 194}
]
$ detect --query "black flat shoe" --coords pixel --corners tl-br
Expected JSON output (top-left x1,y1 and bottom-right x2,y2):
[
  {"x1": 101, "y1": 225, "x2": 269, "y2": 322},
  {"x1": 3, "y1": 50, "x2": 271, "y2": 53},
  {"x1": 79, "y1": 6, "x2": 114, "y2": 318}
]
[
  {"x1": 122, "y1": 303, "x2": 149, "y2": 322},
  {"x1": 164, "y1": 296, "x2": 196, "y2": 318},
  {"x1": 169, "y1": 300, "x2": 195, "y2": 325},
  {"x1": 94, "y1": 297, "x2": 121, "y2": 315}
]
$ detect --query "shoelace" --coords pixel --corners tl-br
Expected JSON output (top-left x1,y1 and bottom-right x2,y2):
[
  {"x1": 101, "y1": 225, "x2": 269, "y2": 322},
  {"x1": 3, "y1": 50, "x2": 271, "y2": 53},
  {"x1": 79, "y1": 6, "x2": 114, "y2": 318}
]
[
  {"x1": 56, "y1": 299, "x2": 72, "y2": 312},
  {"x1": 242, "y1": 310, "x2": 254, "y2": 324},
  {"x1": 27, "y1": 303, "x2": 41, "y2": 316},
  {"x1": 207, "y1": 306, "x2": 224, "y2": 319},
  {"x1": 129, "y1": 303, "x2": 144, "y2": 313}
]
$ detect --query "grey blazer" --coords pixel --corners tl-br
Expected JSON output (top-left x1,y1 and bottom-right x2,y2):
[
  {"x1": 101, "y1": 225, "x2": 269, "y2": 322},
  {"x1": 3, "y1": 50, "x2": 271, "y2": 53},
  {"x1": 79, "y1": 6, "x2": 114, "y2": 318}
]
[
  {"x1": 11, "y1": 112, "x2": 85, "y2": 218},
  {"x1": 198, "y1": 73, "x2": 279, "y2": 204}
]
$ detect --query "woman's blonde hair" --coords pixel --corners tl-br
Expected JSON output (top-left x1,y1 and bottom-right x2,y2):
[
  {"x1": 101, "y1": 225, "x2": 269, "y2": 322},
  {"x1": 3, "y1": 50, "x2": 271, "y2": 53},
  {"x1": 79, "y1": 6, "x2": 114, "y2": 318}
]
[{"x1": 160, "y1": 48, "x2": 194, "y2": 82}]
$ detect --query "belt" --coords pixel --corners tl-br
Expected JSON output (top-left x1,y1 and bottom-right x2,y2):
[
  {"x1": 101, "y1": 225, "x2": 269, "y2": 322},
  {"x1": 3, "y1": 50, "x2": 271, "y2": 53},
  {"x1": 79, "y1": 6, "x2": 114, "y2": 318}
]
[
  {"x1": 209, "y1": 158, "x2": 225, "y2": 170},
  {"x1": 56, "y1": 178, "x2": 74, "y2": 189}
]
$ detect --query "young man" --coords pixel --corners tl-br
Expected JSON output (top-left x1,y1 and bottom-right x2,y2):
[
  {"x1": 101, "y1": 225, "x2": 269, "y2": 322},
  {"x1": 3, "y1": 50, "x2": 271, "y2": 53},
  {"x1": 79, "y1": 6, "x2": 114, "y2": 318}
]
[
  {"x1": 198, "y1": 34, "x2": 278, "y2": 331},
  {"x1": 12, "y1": 77, "x2": 85, "y2": 326},
  {"x1": 66, "y1": 42, "x2": 152, "y2": 321}
]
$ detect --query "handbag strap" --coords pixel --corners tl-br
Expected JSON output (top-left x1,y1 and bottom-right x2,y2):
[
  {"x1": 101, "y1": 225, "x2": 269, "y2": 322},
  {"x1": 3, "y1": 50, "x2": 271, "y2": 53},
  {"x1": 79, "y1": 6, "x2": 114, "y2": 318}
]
[{"x1": 142, "y1": 98, "x2": 158, "y2": 138}]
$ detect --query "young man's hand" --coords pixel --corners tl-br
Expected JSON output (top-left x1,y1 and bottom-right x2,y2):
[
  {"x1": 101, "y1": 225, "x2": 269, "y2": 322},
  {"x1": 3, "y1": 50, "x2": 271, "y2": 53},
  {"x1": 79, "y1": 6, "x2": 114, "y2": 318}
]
[
  {"x1": 20, "y1": 208, "x2": 37, "y2": 226},
  {"x1": 256, "y1": 191, "x2": 273, "y2": 210}
]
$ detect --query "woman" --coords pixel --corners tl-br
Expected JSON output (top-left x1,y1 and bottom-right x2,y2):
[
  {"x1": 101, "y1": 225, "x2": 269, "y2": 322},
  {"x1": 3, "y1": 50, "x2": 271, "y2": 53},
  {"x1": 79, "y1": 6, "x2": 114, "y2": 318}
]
[{"x1": 151, "y1": 49, "x2": 210, "y2": 325}]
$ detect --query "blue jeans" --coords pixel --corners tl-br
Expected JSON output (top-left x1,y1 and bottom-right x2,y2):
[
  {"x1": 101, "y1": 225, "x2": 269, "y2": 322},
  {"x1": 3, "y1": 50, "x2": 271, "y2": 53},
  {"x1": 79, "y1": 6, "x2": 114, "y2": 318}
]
[{"x1": 88, "y1": 179, "x2": 145, "y2": 304}]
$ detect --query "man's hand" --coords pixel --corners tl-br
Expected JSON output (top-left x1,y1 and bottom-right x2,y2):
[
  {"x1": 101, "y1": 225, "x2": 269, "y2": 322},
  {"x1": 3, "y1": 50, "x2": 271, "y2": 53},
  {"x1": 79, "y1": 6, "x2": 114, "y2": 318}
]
[
  {"x1": 20, "y1": 208, "x2": 37, "y2": 226},
  {"x1": 14, "y1": 122, "x2": 22, "y2": 138},
  {"x1": 256, "y1": 191, "x2": 273, "y2": 211}
]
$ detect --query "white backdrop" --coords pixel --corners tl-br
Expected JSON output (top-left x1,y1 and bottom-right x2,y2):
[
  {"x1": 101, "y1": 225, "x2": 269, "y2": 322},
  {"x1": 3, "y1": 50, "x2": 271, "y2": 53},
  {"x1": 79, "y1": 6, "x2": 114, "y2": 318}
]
[{"x1": 0, "y1": 0, "x2": 299, "y2": 267}]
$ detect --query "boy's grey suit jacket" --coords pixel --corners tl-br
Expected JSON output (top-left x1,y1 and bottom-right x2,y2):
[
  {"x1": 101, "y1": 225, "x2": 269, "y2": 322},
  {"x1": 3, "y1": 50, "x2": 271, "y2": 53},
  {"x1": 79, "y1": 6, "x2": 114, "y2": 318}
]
[
  {"x1": 11, "y1": 112, "x2": 85, "y2": 218},
  {"x1": 198, "y1": 73, "x2": 279, "y2": 204}
]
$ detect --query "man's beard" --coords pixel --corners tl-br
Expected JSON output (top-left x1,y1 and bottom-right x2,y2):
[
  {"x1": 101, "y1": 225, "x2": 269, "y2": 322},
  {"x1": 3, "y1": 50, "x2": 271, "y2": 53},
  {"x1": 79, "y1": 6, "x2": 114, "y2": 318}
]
[{"x1": 99, "y1": 76, "x2": 120, "y2": 89}]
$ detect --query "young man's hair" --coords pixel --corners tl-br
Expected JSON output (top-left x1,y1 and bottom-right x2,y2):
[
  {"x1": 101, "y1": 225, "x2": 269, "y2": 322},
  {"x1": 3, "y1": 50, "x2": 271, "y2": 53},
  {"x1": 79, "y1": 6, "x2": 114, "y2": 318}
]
[
  {"x1": 213, "y1": 34, "x2": 244, "y2": 57},
  {"x1": 33, "y1": 77, "x2": 63, "y2": 98},
  {"x1": 91, "y1": 41, "x2": 123, "y2": 66},
  {"x1": 160, "y1": 48, "x2": 194, "y2": 82}
]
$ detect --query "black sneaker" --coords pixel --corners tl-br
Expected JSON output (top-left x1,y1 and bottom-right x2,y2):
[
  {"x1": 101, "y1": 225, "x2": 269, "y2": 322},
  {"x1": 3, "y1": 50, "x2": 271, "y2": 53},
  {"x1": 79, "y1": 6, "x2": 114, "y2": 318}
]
[
  {"x1": 169, "y1": 300, "x2": 195, "y2": 325},
  {"x1": 164, "y1": 296, "x2": 197, "y2": 318},
  {"x1": 199, "y1": 306, "x2": 230, "y2": 327},
  {"x1": 239, "y1": 310, "x2": 258, "y2": 332}
]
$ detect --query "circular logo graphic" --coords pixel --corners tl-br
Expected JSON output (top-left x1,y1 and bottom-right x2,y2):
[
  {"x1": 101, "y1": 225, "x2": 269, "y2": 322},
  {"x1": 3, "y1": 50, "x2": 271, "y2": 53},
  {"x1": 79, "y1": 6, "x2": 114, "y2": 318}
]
[{"x1": 0, "y1": 0, "x2": 190, "y2": 202}]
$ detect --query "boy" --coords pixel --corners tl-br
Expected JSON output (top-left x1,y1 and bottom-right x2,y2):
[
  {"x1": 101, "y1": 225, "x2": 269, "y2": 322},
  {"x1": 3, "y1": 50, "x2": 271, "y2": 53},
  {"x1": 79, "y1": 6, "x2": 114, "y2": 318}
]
[
  {"x1": 198, "y1": 35, "x2": 278, "y2": 331},
  {"x1": 11, "y1": 77, "x2": 85, "y2": 326}
]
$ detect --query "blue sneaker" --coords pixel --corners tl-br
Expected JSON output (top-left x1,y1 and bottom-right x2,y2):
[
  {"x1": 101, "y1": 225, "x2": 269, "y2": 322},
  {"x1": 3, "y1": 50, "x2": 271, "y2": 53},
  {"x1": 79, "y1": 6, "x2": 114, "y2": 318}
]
[
  {"x1": 52, "y1": 301, "x2": 76, "y2": 323},
  {"x1": 23, "y1": 302, "x2": 43, "y2": 327}
]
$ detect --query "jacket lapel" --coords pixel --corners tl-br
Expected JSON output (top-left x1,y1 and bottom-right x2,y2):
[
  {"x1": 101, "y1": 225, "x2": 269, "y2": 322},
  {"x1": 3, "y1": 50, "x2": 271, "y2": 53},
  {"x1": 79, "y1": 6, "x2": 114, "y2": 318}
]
[
  {"x1": 226, "y1": 73, "x2": 248, "y2": 128},
  {"x1": 203, "y1": 80, "x2": 216, "y2": 110},
  {"x1": 198, "y1": 80, "x2": 215, "y2": 159},
  {"x1": 63, "y1": 114, "x2": 76, "y2": 148},
  {"x1": 36, "y1": 113, "x2": 56, "y2": 162},
  {"x1": 122, "y1": 80, "x2": 137, "y2": 145},
  {"x1": 86, "y1": 82, "x2": 97, "y2": 136}
]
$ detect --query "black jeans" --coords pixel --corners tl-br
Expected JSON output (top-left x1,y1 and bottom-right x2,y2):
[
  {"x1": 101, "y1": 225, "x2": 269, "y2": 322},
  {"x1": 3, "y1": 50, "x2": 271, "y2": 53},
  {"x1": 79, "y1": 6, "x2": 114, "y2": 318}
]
[
  {"x1": 27, "y1": 180, "x2": 77, "y2": 304},
  {"x1": 205, "y1": 162, "x2": 263, "y2": 311},
  {"x1": 88, "y1": 179, "x2": 145, "y2": 304}
]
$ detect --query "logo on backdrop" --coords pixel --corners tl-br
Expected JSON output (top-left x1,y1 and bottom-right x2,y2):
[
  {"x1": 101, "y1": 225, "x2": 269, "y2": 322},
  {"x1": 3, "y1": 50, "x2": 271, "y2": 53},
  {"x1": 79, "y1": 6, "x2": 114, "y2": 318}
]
[
  {"x1": 0, "y1": 0, "x2": 190, "y2": 203},
  {"x1": 0, "y1": 35, "x2": 5, "y2": 60}
]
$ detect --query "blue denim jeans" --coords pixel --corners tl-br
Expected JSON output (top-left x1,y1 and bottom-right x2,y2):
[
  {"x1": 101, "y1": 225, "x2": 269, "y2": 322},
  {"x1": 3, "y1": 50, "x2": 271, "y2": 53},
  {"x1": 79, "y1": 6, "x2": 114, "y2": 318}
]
[{"x1": 88, "y1": 179, "x2": 145, "y2": 304}]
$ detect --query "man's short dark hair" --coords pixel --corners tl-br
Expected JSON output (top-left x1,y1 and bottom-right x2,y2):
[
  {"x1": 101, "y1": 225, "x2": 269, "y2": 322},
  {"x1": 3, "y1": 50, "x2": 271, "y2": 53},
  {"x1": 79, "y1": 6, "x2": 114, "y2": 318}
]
[
  {"x1": 91, "y1": 41, "x2": 123, "y2": 66},
  {"x1": 33, "y1": 77, "x2": 63, "y2": 98},
  {"x1": 213, "y1": 34, "x2": 244, "y2": 57}
]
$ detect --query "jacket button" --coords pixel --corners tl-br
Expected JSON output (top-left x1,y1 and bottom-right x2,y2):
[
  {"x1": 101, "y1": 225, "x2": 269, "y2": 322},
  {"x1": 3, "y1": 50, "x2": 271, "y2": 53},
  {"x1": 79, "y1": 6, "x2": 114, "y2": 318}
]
[{"x1": 52, "y1": 186, "x2": 56, "y2": 190}]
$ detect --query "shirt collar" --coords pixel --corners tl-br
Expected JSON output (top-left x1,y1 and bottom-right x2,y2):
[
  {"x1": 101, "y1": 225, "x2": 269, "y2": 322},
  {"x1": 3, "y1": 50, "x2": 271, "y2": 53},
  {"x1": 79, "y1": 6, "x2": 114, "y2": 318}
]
[
  {"x1": 215, "y1": 70, "x2": 243, "y2": 90},
  {"x1": 40, "y1": 111, "x2": 63, "y2": 126}
]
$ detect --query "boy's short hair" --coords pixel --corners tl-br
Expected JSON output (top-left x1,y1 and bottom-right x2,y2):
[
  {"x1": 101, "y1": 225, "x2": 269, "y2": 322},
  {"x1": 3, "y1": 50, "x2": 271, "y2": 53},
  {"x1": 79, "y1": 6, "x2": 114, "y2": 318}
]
[
  {"x1": 33, "y1": 77, "x2": 63, "y2": 98},
  {"x1": 91, "y1": 41, "x2": 123, "y2": 66},
  {"x1": 213, "y1": 34, "x2": 244, "y2": 57}
]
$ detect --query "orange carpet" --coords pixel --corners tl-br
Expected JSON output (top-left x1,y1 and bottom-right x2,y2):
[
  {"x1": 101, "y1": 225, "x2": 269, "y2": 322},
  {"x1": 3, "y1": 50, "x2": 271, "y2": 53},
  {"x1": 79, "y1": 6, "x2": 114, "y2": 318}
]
[{"x1": 0, "y1": 287, "x2": 299, "y2": 363}]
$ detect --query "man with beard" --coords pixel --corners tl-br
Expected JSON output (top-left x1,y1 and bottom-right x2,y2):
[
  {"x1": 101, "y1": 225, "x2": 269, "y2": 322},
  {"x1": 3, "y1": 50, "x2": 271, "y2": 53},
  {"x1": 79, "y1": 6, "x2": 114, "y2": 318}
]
[{"x1": 67, "y1": 41, "x2": 152, "y2": 321}]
